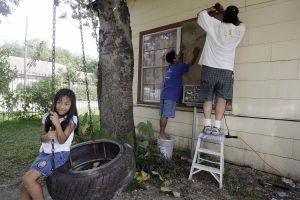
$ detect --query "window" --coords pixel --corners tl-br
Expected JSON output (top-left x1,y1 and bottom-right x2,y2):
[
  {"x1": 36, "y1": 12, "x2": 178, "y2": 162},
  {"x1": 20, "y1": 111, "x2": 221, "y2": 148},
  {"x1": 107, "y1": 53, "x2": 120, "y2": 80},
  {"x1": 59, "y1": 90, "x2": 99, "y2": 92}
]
[
  {"x1": 139, "y1": 27, "x2": 181, "y2": 103},
  {"x1": 137, "y1": 19, "x2": 208, "y2": 106}
]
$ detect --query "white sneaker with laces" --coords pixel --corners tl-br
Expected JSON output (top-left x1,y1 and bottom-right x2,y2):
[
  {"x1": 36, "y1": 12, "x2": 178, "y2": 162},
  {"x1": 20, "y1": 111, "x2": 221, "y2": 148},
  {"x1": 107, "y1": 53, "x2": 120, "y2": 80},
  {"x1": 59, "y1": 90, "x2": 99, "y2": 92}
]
[
  {"x1": 202, "y1": 126, "x2": 212, "y2": 134},
  {"x1": 211, "y1": 127, "x2": 223, "y2": 135}
]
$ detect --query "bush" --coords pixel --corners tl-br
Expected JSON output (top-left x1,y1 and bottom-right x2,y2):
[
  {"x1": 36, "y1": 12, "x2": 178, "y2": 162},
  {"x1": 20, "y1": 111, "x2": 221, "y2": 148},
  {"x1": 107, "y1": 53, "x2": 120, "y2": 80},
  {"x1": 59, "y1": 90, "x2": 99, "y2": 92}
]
[
  {"x1": 72, "y1": 84, "x2": 97, "y2": 101},
  {"x1": 15, "y1": 77, "x2": 55, "y2": 114},
  {"x1": 0, "y1": 48, "x2": 17, "y2": 95}
]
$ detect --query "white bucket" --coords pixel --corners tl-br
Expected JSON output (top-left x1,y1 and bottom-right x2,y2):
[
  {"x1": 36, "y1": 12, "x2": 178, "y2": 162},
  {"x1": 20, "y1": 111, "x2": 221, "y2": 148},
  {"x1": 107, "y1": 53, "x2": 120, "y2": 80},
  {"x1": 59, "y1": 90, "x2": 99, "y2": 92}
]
[{"x1": 157, "y1": 136, "x2": 175, "y2": 159}]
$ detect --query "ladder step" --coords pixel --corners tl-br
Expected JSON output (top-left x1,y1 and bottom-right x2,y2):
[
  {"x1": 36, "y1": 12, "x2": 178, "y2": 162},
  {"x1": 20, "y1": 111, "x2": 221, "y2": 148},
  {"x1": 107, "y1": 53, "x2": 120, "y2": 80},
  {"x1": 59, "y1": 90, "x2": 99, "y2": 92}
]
[
  {"x1": 198, "y1": 157, "x2": 220, "y2": 165},
  {"x1": 192, "y1": 163, "x2": 221, "y2": 174},
  {"x1": 196, "y1": 148, "x2": 221, "y2": 156},
  {"x1": 200, "y1": 133, "x2": 224, "y2": 142}
]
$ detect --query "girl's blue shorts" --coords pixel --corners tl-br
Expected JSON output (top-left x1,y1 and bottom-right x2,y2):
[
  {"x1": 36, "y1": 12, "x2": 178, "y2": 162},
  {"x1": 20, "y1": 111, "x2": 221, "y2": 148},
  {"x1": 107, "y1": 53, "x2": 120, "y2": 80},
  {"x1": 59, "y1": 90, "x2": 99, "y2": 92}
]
[{"x1": 30, "y1": 151, "x2": 70, "y2": 177}]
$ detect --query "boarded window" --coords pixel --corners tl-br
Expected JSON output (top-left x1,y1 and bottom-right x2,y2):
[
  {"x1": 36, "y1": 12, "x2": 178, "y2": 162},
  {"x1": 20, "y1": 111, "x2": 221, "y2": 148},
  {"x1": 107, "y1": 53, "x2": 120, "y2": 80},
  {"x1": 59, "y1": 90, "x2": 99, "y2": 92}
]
[
  {"x1": 138, "y1": 20, "x2": 206, "y2": 104},
  {"x1": 139, "y1": 19, "x2": 205, "y2": 104}
]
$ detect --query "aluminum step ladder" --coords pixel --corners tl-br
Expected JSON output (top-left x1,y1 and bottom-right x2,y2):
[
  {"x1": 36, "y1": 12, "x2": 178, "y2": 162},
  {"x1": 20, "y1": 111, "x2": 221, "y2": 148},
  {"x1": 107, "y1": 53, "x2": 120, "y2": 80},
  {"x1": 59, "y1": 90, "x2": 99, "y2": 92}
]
[{"x1": 188, "y1": 132, "x2": 225, "y2": 188}]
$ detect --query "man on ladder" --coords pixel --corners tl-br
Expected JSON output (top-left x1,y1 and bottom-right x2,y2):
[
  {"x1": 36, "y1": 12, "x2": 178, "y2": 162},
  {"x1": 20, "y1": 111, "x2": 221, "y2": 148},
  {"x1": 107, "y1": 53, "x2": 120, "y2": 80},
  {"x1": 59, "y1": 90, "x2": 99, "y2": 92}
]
[
  {"x1": 197, "y1": 3, "x2": 246, "y2": 135},
  {"x1": 189, "y1": 2, "x2": 246, "y2": 188}
]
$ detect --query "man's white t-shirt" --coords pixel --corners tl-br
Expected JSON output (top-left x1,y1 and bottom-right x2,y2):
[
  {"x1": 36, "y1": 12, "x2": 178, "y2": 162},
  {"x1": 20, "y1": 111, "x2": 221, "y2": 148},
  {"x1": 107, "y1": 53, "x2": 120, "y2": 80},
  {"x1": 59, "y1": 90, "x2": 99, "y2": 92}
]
[{"x1": 197, "y1": 10, "x2": 246, "y2": 71}]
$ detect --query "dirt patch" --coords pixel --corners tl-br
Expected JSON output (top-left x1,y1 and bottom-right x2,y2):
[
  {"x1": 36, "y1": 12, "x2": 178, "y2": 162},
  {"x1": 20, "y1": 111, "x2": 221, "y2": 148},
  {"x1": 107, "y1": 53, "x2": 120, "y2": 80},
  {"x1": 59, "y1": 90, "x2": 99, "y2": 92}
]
[
  {"x1": 116, "y1": 163, "x2": 300, "y2": 200},
  {"x1": 1, "y1": 162, "x2": 299, "y2": 200}
]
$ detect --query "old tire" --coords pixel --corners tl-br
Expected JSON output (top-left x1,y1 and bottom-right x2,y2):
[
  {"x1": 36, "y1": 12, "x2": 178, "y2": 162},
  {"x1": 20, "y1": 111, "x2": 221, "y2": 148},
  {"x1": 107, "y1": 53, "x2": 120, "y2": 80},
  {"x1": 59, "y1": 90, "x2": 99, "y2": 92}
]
[{"x1": 46, "y1": 139, "x2": 135, "y2": 200}]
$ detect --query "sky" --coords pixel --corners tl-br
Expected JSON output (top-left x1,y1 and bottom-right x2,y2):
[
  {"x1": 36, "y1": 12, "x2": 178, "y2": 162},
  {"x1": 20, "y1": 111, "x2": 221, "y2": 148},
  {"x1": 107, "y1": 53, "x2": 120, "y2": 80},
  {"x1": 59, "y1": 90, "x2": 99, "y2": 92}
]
[{"x1": 0, "y1": 0, "x2": 97, "y2": 58}]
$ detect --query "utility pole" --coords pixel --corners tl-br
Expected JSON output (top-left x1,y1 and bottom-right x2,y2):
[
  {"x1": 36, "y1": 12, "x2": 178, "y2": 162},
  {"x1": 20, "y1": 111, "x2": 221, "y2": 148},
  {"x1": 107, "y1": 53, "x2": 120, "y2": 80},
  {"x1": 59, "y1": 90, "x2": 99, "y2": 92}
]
[{"x1": 23, "y1": 16, "x2": 28, "y2": 89}]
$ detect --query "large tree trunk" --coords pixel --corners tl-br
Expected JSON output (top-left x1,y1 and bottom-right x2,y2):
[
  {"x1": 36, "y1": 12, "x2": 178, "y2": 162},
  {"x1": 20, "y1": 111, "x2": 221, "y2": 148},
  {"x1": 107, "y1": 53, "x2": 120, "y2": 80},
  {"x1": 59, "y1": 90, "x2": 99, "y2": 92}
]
[{"x1": 92, "y1": 0, "x2": 135, "y2": 136}]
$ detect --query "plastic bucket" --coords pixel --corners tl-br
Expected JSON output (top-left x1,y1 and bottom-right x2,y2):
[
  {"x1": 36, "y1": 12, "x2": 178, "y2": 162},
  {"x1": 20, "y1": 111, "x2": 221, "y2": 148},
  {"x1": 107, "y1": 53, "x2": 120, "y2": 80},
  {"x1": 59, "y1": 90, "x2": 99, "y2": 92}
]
[{"x1": 157, "y1": 136, "x2": 175, "y2": 159}]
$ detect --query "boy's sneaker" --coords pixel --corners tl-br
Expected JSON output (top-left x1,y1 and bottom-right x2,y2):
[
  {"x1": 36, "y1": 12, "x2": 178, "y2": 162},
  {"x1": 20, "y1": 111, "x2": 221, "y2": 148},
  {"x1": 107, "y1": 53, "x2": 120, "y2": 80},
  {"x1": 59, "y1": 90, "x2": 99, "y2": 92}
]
[
  {"x1": 202, "y1": 126, "x2": 212, "y2": 134},
  {"x1": 211, "y1": 127, "x2": 223, "y2": 135}
]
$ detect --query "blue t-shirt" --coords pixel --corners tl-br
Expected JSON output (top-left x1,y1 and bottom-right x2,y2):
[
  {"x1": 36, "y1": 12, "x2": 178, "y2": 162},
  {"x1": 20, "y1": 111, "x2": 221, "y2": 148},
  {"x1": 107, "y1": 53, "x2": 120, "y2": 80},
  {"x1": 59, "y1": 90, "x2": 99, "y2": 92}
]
[{"x1": 160, "y1": 63, "x2": 189, "y2": 101}]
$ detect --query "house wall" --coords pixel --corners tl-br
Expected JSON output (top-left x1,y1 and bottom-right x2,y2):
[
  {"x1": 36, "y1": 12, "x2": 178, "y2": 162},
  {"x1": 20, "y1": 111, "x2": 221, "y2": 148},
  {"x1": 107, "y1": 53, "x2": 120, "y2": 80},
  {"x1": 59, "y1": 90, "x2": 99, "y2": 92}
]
[{"x1": 128, "y1": 0, "x2": 300, "y2": 179}]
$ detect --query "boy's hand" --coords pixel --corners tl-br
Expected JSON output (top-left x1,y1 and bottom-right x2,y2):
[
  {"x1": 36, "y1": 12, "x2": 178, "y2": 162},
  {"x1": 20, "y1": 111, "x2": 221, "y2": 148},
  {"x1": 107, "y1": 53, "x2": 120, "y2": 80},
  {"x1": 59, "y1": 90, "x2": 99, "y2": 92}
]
[{"x1": 187, "y1": 47, "x2": 200, "y2": 66}]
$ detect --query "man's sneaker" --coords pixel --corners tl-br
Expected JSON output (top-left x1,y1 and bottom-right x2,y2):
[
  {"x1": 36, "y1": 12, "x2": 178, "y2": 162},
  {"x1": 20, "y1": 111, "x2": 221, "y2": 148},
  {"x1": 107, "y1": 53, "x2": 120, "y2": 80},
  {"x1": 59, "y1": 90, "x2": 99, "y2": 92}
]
[
  {"x1": 202, "y1": 126, "x2": 212, "y2": 134},
  {"x1": 211, "y1": 127, "x2": 223, "y2": 135}
]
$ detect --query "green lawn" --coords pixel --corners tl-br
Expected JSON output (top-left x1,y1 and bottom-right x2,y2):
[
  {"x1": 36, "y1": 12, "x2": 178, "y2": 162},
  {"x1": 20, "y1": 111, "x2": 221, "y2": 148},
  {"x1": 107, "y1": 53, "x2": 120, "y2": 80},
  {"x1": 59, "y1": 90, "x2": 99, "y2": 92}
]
[{"x1": 0, "y1": 118, "x2": 41, "y2": 182}]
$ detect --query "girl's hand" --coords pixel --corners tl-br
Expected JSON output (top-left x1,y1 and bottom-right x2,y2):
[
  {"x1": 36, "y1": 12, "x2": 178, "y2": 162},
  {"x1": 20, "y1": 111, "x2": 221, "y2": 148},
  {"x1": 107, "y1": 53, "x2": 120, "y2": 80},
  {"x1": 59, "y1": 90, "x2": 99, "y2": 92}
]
[
  {"x1": 46, "y1": 130, "x2": 57, "y2": 140},
  {"x1": 49, "y1": 111, "x2": 60, "y2": 127}
]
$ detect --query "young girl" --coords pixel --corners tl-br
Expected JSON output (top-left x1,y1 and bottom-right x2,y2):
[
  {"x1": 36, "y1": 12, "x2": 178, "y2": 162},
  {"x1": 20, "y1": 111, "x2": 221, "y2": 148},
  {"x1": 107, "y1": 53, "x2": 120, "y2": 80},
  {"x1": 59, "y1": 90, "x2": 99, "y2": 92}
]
[{"x1": 21, "y1": 88, "x2": 78, "y2": 200}]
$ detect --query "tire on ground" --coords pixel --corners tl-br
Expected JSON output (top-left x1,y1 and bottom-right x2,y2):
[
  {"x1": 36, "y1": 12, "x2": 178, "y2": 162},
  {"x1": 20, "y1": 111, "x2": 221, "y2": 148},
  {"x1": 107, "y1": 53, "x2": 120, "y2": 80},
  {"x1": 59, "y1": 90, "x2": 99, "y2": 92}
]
[{"x1": 46, "y1": 139, "x2": 135, "y2": 200}]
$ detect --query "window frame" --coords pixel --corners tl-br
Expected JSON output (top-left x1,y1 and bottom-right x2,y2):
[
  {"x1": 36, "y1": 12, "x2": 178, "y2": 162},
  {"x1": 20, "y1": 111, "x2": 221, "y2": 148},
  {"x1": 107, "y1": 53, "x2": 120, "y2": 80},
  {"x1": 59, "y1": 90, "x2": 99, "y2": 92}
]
[{"x1": 137, "y1": 19, "x2": 196, "y2": 105}]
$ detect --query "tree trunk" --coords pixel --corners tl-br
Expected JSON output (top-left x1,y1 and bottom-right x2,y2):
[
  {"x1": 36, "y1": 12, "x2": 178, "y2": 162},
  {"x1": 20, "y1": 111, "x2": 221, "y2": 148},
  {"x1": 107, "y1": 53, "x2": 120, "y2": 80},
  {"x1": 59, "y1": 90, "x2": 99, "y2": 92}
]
[{"x1": 92, "y1": 0, "x2": 135, "y2": 136}]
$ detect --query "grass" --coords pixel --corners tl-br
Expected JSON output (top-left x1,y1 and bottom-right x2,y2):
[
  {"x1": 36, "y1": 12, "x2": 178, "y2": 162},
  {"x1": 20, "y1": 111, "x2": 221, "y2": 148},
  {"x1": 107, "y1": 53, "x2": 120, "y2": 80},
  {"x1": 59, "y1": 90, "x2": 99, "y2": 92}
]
[{"x1": 0, "y1": 118, "x2": 41, "y2": 181}]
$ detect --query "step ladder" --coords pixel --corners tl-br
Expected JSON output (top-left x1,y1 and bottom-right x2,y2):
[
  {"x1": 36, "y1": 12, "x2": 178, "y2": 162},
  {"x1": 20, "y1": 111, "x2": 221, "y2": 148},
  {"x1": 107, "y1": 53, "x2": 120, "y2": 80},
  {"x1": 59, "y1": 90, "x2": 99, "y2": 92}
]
[{"x1": 188, "y1": 132, "x2": 225, "y2": 188}]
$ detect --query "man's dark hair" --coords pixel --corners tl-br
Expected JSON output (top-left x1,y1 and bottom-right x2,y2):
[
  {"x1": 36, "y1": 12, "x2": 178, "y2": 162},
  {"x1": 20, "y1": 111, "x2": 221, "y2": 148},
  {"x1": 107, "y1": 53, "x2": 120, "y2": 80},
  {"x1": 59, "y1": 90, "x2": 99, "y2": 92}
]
[
  {"x1": 223, "y1": 5, "x2": 240, "y2": 25},
  {"x1": 166, "y1": 50, "x2": 176, "y2": 64}
]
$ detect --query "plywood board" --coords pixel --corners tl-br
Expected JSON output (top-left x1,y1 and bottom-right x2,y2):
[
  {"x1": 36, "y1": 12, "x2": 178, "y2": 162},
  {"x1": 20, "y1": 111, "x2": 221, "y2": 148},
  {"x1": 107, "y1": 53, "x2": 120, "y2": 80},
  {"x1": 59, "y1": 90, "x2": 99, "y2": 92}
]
[{"x1": 181, "y1": 20, "x2": 205, "y2": 85}]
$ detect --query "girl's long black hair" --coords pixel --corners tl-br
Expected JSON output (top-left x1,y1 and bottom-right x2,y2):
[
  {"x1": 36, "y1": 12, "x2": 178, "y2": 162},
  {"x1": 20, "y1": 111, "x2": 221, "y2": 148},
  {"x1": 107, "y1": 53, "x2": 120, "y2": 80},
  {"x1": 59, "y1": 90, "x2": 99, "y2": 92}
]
[{"x1": 44, "y1": 88, "x2": 79, "y2": 134}]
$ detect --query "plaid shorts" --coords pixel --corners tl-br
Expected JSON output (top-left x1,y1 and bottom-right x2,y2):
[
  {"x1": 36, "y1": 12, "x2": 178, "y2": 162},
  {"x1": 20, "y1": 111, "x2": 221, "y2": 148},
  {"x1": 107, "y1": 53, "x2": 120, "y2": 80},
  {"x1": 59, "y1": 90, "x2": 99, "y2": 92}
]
[
  {"x1": 199, "y1": 65, "x2": 233, "y2": 102},
  {"x1": 30, "y1": 151, "x2": 70, "y2": 177}
]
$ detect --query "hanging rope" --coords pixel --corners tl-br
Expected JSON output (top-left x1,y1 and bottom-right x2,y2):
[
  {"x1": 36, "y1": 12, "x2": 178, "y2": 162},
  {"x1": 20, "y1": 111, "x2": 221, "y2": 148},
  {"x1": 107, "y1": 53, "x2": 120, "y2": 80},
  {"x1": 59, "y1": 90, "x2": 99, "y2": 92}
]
[
  {"x1": 89, "y1": 8, "x2": 100, "y2": 55},
  {"x1": 51, "y1": 0, "x2": 59, "y2": 97},
  {"x1": 50, "y1": 0, "x2": 59, "y2": 172},
  {"x1": 87, "y1": 0, "x2": 102, "y2": 128},
  {"x1": 77, "y1": 2, "x2": 94, "y2": 137}
]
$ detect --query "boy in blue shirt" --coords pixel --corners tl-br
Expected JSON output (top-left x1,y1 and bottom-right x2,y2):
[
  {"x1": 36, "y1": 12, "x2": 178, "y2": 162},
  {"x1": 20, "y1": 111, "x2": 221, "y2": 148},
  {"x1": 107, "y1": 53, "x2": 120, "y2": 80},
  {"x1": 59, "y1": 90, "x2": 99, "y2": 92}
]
[{"x1": 159, "y1": 47, "x2": 199, "y2": 139}]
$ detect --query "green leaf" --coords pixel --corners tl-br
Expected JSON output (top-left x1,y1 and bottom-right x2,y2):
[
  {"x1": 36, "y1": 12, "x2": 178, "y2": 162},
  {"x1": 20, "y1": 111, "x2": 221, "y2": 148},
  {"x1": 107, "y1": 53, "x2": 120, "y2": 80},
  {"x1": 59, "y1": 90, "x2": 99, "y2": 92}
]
[
  {"x1": 137, "y1": 121, "x2": 154, "y2": 139},
  {"x1": 81, "y1": 124, "x2": 90, "y2": 134},
  {"x1": 151, "y1": 171, "x2": 164, "y2": 181},
  {"x1": 138, "y1": 141, "x2": 149, "y2": 149},
  {"x1": 135, "y1": 170, "x2": 151, "y2": 181}
]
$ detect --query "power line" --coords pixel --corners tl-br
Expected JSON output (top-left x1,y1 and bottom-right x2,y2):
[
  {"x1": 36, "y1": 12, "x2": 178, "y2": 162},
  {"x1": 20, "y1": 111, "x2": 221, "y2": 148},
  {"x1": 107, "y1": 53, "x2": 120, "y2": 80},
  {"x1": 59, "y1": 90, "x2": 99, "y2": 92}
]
[{"x1": 224, "y1": 115, "x2": 284, "y2": 177}]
